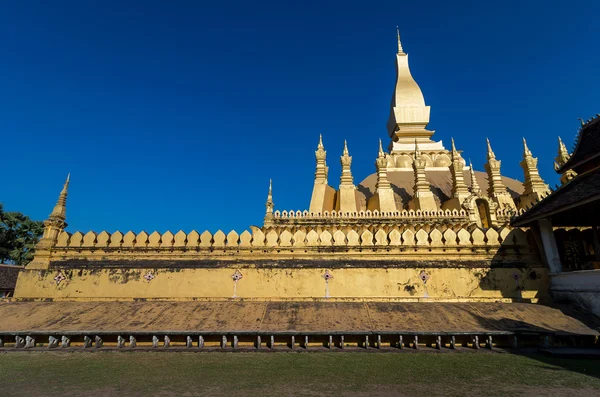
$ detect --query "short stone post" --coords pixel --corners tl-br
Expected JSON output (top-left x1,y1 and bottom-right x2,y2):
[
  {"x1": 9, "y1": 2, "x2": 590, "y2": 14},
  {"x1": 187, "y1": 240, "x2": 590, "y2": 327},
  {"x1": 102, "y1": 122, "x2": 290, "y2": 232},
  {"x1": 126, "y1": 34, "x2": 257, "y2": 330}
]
[
  {"x1": 365, "y1": 335, "x2": 369, "y2": 349},
  {"x1": 48, "y1": 336, "x2": 58, "y2": 349},
  {"x1": 25, "y1": 336, "x2": 35, "y2": 348},
  {"x1": 95, "y1": 336, "x2": 103, "y2": 348},
  {"x1": 486, "y1": 335, "x2": 493, "y2": 350},
  {"x1": 61, "y1": 335, "x2": 70, "y2": 348},
  {"x1": 511, "y1": 335, "x2": 518, "y2": 349},
  {"x1": 186, "y1": 336, "x2": 193, "y2": 348},
  {"x1": 164, "y1": 335, "x2": 170, "y2": 348},
  {"x1": 14, "y1": 336, "x2": 25, "y2": 348},
  {"x1": 413, "y1": 335, "x2": 418, "y2": 350},
  {"x1": 129, "y1": 336, "x2": 136, "y2": 348},
  {"x1": 450, "y1": 336, "x2": 455, "y2": 350},
  {"x1": 256, "y1": 335, "x2": 261, "y2": 349},
  {"x1": 221, "y1": 335, "x2": 227, "y2": 349},
  {"x1": 304, "y1": 335, "x2": 309, "y2": 349},
  {"x1": 340, "y1": 335, "x2": 344, "y2": 349},
  {"x1": 398, "y1": 335, "x2": 403, "y2": 349},
  {"x1": 152, "y1": 336, "x2": 159, "y2": 348},
  {"x1": 377, "y1": 335, "x2": 381, "y2": 349},
  {"x1": 83, "y1": 336, "x2": 92, "y2": 348},
  {"x1": 117, "y1": 336, "x2": 125, "y2": 348},
  {"x1": 291, "y1": 335, "x2": 295, "y2": 349},
  {"x1": 0, "y1": 337, "x2": 3, "y2": 347},
  {"x1": 472, "y1": 335, "x2": 479, "y2": 349},
  {"x1": 270, "y1": 335, "x2": 274, "y2": 349},
  {"x1": 198, "y1": 335, "x2": 204, "y2": 349},
  {"x1": 436, "y1": 336, "x2": 442, "y2": 350},
  {"x1": 233, "y1": 335, "x2": 238, "y2": 349},
  {"x1": 328, "y1": 335, "x2": 332, "y2": 349}
]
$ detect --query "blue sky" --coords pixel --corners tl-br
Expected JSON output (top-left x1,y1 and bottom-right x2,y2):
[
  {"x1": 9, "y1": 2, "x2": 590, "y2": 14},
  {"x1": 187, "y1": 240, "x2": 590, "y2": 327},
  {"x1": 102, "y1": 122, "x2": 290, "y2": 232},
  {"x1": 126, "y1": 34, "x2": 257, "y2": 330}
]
[{"x1": 1, "y1": 0, "x2": 598, "y2": 233}]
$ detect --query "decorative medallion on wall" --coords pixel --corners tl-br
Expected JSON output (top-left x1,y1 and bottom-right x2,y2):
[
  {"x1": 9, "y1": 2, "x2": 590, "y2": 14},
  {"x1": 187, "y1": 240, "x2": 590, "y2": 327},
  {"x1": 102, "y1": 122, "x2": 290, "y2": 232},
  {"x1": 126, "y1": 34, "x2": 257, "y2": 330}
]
[
  {"x1": 232, "y1": 270, "x2": 243, "y2": 298},
  {"x1": 419, "y1": 270, "x2": 430, "y2": 298},
  {"x1": 322, "y1": 269, "x2": 333, "y2": 298},
  {"x1": 144, "y1": 271, "x2": 155, "y2": 282},
  {"x1": 53, "y1": 272, "x2": 66, "y2": 285}
]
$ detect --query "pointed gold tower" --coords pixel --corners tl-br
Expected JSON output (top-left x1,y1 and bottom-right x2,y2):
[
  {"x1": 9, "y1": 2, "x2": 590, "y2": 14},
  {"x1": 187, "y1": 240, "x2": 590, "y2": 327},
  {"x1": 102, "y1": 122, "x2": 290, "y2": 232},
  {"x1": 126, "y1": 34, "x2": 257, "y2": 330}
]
[
  {"x1": 309, "y1": 135, "x2": 336, "y2": 213},
  {"x1": 443, "y1": 138, "x2": 470, "y2": 210},
  {"x1": 368, "y1": 139, "x2": 397, "y2": 212},
  {"x1": 29, "y1": 174, "x2": 70, "y2": 269},
  {"x1": 519, "y1": 138, "x2": 550, "y2": 209},
  {"x1": 387, "y1": 27, "x2": 444, "y2": 155},
  {"x1": 409, "y1": 141, "x2": 437, "y2": 211},
  {"x1": 335, "y1": 140, "x2": 359, "y2": 213},
  {"x1": 484, "y1": 139, "x2": 516, "y2": 211}
]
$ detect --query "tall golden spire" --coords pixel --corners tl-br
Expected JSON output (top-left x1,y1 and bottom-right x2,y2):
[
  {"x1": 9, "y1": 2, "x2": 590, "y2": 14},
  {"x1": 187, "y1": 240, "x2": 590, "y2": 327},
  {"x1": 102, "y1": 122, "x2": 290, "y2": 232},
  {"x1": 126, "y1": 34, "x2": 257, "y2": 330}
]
[
  {"x1": 396, "y1": 26, "x2": 404, "y2": 55},
  {"x1": 370, "y1": 138, "x2": 396, "y2": 212},
  {"x1": 336, "y1": 140, "x2": 358, "y2": 213},
  {"x1": 309, "y1": 134, "x2": 335, "y2": 213},
  {"x1": 339, "y1": 140, "x2": 354, "y2": 186},
  {"x1": 409, "y1": 140, "x2": 437, "y2": 211}
]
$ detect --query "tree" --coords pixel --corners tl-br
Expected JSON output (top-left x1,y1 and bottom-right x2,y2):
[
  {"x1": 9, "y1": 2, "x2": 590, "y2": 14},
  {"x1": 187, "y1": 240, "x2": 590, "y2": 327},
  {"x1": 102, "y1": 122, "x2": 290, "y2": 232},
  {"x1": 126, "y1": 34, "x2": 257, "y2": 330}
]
[{"x1": 0, "y1": 203, "x2": 44, "y2": 266}]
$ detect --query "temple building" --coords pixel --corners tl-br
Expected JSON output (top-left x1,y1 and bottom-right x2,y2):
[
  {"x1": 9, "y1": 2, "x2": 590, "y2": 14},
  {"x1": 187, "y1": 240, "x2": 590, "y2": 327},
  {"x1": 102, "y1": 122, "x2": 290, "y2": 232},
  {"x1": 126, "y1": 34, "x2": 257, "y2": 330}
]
[{"x1": 0, "y1": 30, "x2": 597, "y2": 350}]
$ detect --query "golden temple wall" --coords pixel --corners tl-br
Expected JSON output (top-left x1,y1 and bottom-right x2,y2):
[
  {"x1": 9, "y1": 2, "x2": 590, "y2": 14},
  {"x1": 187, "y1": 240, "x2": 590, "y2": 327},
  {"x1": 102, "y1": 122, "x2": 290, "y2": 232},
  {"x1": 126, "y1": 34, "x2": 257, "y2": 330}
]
[{"x1": 15, "y1": 225, "x2": 549, "y2": 302}]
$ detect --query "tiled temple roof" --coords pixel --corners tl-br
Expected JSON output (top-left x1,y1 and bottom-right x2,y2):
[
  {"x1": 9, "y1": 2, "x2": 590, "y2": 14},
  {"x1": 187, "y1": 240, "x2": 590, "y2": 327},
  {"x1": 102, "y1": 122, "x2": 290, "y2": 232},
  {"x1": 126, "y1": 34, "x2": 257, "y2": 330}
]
[
  {"x1": 511, "y1": 166, "x2": 600, "y2": 226},
  {"x1": 558, "y1": 116, "x2": 600, "y2": 174}
]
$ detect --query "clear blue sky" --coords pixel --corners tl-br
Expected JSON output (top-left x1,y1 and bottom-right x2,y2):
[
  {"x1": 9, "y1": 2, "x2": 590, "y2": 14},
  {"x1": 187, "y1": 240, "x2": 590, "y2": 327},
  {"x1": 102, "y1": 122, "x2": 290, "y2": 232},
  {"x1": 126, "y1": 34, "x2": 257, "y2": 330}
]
[{"x1": 1, "y1": 0, "x2": 598, "y2": 233}]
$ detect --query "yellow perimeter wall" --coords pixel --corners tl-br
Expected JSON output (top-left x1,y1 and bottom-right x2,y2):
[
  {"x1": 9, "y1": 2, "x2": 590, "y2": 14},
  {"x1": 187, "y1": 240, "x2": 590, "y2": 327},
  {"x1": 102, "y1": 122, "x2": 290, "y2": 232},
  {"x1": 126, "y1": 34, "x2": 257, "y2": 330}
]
[{"x1": 15, "y1": 267, "x2": 548, "y2": 302}]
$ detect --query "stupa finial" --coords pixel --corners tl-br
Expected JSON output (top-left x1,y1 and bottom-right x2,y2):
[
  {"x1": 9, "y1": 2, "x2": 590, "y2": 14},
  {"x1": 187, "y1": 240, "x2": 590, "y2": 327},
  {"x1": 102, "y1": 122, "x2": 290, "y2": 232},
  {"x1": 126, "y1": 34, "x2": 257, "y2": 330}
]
[
  {"x1": 486, "y1": 138, "x2": 496, "y2": 160},
  {"x1": 378, "y1": 138, "x2": 384, "y2": 157},
  {"x1": 522, "y1": 137, "x2": 532, "y2": 157},
  {"x1": 49, "y1": 174, "x2": 70, "y2": 221},
  {"x1": 397, "y1": 26, "x2": 404, "y2": 55}
]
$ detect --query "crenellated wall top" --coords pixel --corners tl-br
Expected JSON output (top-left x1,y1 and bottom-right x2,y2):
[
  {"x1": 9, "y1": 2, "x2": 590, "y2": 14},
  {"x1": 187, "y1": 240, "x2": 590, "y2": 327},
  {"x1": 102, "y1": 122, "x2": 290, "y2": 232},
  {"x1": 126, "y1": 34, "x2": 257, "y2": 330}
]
[{"x1": 51, "y1": 225, "x2": 535, "y2": 255}]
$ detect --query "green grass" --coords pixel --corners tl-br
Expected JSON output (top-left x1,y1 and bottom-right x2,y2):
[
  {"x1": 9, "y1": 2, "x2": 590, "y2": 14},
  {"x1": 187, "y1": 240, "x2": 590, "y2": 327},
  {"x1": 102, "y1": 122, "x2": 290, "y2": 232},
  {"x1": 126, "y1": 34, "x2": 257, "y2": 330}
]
[{"x1": 0, "y1": 352, "x2": 599, "y2": 396}]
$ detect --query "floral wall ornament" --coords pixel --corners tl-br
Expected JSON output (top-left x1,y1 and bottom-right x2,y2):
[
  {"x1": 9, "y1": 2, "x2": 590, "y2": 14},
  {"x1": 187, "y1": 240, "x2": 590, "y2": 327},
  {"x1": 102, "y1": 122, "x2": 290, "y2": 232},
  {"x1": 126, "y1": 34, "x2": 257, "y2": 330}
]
[
  {"x1": 53, "y1": 272, "x2": 66, "y2": 285},
  {"x1": 322, "y1": 269, "x2": 333, "y2": 298},
  {"x1": 232, "y1": 270, "x2": 243, "y2": 298},
  {"x1": 143, "y1": 271, "x2": 155, "y2": 282}
]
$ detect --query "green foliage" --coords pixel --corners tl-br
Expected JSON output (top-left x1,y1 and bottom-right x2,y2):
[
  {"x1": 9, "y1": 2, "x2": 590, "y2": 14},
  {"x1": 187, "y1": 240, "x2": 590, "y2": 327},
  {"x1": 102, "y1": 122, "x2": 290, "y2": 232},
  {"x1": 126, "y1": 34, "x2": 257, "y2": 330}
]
[{"x1": 0, "y1": 203, "x2": 44, "y2": 266}]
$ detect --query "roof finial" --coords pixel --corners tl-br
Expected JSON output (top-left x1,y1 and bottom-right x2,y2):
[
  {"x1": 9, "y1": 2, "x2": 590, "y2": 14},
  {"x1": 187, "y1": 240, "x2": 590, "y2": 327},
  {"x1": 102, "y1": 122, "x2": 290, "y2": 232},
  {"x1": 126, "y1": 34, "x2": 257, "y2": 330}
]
[
  {"x1": 378, "y1": 138, "x2": 384, "y2": 157},
  {"x1": 343, "y1": 139, "x2": 349, "y2": 156},
  {"x1": 522, "y1": 137, "x2": 532, "y2": 156},
  {"x1": 578, "y1": 118, "x2": 585, "y2": 127},
  {"x1": 318, "y1": 134, "x2": 324, "y2": 149},
  {"x1": 396, "y1": 26, "x2": 404, "y2": 55},
  {"x1": 451, "y1": 137, "x2": 457, "y2": 153}
]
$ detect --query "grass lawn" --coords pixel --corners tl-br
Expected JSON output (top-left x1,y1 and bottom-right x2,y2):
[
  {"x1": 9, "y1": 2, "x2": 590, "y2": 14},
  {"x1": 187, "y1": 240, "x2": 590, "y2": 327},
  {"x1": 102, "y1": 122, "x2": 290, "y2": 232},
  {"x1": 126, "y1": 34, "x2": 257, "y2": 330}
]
[{"x1": 0, "y1": 351, "x2": 599, "y2": 396}]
